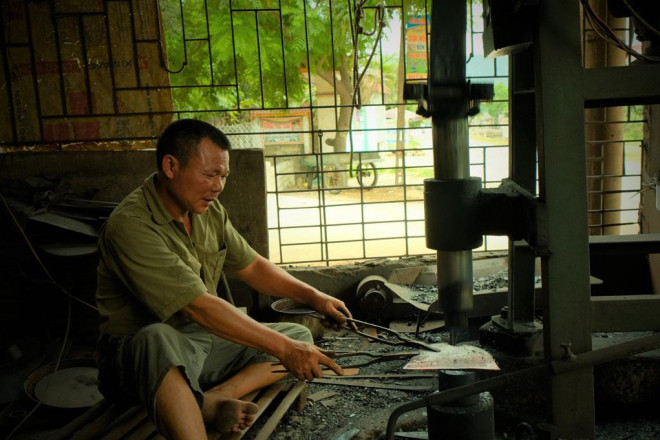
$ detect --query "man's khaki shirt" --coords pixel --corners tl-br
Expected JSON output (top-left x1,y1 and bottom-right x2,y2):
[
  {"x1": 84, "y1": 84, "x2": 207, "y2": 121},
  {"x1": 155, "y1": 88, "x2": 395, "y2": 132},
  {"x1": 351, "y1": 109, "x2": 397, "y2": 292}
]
[{"x1": 96, "y1": 173, "x2": 258, "y2": 336}]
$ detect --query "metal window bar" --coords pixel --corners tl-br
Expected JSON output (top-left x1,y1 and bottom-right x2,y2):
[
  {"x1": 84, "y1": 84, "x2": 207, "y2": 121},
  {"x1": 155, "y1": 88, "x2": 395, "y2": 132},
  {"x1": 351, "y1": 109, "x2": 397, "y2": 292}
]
[{"x1": 0, "y1": 0, "x2": 645, "y2": 265}]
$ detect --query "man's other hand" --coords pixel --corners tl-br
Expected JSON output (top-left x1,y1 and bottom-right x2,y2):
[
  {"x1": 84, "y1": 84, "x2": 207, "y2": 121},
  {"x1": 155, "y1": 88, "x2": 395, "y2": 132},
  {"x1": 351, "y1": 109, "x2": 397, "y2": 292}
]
[
  {"x1": 310, "y1": 292, "x2": 354, "y2": 330},
  {"x1": 277, "y1": 342, "x2": 342, "y2": 381}
]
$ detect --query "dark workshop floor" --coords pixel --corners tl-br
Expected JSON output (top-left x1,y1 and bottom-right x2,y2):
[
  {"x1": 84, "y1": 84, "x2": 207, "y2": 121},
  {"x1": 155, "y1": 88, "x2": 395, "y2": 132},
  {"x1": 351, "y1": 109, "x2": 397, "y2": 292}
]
[{"x1": 2, "y1": 326, "x2": 660, "y2": 440}]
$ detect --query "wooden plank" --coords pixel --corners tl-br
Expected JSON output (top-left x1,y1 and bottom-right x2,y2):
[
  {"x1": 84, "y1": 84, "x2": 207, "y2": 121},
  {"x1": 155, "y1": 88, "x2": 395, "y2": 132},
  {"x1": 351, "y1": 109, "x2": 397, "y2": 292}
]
[
  {"x1": 293, "y1": 380, "x2": 307, "y2": 413},
  {"x1": 123, "y1": 418, "x2": 158, "y2": 440},
  {"x1": 583, "y1": 64, "x2": 660, "y2": 108},
  {"x1": 48, "y1": 399, "x2": 112, "y2": 440},
  {"x1": 100, "y1": 407, "x2": 149, "y2": 440},
  {"x1": 254, "y1": 381, "x2": 307, "y2": 440},
  {"x1": 591, "y1": 295, "x2": 660, "y2": 332},
  {"x1": 322, "y1": 368, "x2": 359, "y2": 377},
  {"x1": 241, "y1": 390, "x2": 260, "y2": 402},
  {"x1": 589, "y1": 233, "x2": 660, "y2": 255},
  {"x1": 70, "y1": 404, "x2": 126, "y2": 440},
  {"x1": 307, "y1": 390, "x2": 338, "y2": 402}
]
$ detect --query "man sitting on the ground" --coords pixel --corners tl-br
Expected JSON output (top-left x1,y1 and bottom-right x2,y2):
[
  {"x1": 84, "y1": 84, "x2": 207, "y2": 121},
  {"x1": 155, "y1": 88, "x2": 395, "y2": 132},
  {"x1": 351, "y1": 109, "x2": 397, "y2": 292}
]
[{"x1": 95, "y1": 119, "x2": 352, "y2": 439}]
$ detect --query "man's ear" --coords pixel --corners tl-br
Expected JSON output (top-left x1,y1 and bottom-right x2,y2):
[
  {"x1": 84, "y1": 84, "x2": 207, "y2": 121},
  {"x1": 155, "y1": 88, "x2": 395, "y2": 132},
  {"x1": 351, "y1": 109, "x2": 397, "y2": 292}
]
[{"x1": 162, "y1": 155, "x2": 178, "y2": 179}]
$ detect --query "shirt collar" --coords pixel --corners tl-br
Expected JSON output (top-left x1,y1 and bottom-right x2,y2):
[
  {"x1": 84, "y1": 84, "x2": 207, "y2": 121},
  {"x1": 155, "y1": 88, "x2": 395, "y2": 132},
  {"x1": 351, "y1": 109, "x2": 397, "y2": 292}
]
[{"x1": 143, "y1": 172, "x2": 175, "y2": 226}]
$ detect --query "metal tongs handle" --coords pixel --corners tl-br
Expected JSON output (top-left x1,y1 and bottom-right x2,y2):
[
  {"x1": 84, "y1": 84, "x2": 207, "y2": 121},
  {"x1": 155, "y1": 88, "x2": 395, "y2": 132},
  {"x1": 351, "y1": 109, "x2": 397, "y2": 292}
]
[{"x1": 311, "y1": 313, "x2": 440, "y2": 352}]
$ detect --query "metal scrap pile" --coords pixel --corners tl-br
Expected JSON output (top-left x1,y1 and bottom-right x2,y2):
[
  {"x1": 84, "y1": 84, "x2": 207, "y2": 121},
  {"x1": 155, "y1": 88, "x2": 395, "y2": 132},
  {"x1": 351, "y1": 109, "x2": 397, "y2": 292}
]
[
  {"x1": 260, "y1": 329, "x2": 438, "y2": 440},
  {"x1": 408, "y1": 270, "x2": 542, "y2": 306}
]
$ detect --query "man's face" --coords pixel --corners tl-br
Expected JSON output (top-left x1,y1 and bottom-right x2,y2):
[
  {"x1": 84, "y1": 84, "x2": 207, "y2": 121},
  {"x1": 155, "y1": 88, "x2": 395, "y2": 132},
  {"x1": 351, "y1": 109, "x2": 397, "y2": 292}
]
[{"x1": 167, "y1": 137, "x2": 230, "y2": 215}]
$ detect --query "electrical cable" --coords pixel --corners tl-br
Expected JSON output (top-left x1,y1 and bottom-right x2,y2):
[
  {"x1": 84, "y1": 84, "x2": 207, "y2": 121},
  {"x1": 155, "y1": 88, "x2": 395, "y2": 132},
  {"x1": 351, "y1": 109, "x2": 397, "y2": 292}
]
[
  {"x1": 580, "y1": 0, "x2": 660, "y2": 62},
  {"x1": 347, "y1": 1, "x2": 386, "y2": 177},
  {"x1": 583, "y1": 0, "x2": 632, "y2": 52},
  {"x1": 0, "y1": 191, "x2": 96, "y2": 437},
  {"x1": 583, "y1": 2, "x2": 626, "y2": 50},
  {"x1": 350, "y1": 2, "x2": 385, "y2": 110},
  {"x1": 466, "y1": 0, "x2": 474, "y2": 64},
  {"x1": 155, "y1": 0, "x2": 188, "y2": 74},
  {"x1": 621, "y1": 0, "x2": 660, "y2": 39},
  {"x1": 0, "y1": 191, "x2": 99, "y2": 311},
  {"x1": 4, "y1": 298, "x2": 72, "y2": 440}
]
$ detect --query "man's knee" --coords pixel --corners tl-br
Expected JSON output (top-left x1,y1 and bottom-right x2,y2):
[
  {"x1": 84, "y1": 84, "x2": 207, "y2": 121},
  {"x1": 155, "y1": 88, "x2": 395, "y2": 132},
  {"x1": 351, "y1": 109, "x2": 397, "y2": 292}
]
[
  {"x1": 278, "y1": 322, "x2": 313, "y2": 344},
  {"x1": 131, "y1": 323, "x2": 180, "y2": 350},
  {"x1": 126, "y1": 324, "x2": 204, "y2": 414},
  {"x1": 128, "y1": 323, "x2": 192, "y2": 374}
]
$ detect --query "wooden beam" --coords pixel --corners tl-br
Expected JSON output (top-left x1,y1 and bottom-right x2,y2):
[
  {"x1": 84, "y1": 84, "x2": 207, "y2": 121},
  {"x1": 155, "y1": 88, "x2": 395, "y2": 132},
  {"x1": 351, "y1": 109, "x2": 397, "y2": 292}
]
[
  {"x1": 70, "y1": 405, "x2": 127, "y2": 440},
  {"x1": 583, "y1": 64, "x2": 660, "y2": 108},
  {"x1": 589, "y1": 233, "x2": 660, "y2": 256},
  {"x1": 100, "y1": 407, "x2": 148, "y2": 440},
  {"x1": 254, "y1": 381, "x2": 307, "y2": 440},
  {"x1": 49, "y1": 399, "x2": 112, "y2": 440},
  {"x1": 591, "y1": 295, "x2": 660, "y2": 332}
]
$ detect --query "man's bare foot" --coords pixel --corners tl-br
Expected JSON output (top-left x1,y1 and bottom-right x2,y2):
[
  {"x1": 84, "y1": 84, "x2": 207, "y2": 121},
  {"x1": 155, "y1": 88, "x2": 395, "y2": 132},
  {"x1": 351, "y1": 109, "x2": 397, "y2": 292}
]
[{"x1": 202, "y1": 392, "x2": 259, "y2": 433}]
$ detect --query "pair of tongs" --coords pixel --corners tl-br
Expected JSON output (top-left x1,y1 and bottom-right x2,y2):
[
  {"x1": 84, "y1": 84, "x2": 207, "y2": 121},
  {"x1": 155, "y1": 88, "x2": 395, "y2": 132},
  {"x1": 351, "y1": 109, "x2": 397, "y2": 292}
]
[
  {"x1": 270, "y1": 298, "x2": 440, "y2": 352},
  {"x1": 329, "y1": 350, "x2": 420, "y2": 368},
  {"x1": 313, "y1": 313, "x2": 440, "y2": 352}
]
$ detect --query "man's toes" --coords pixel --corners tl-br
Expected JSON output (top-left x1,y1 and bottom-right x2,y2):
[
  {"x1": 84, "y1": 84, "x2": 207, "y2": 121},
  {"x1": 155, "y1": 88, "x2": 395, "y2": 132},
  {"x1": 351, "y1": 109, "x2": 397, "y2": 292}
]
[
  {"x1": 245, "y1": 401, "x2": 258, "y2": 414},
  {"x1": 213, "y1": 399, "x2": 260, "y2": 432}
]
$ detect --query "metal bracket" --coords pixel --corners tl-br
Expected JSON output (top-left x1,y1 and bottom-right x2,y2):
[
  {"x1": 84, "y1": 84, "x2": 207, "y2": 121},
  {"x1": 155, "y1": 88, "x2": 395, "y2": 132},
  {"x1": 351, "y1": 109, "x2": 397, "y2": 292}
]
[
  {"x1": 425, "y1": 177, "x2": 538, "y2": 252},
  {"x1": 479, "y1": 178, "x2": 537, "y2": 244},
  {"x1": 560, "y1": 342, "x2": 577, "y2": 361},
  {"x1": 403, "y1": 81, "x2": 494, "y2": 118}
]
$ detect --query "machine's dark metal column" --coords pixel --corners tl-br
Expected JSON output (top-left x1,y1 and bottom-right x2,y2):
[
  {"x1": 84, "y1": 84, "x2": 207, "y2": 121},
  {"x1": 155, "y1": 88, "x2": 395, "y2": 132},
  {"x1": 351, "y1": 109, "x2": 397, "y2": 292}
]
[
  {"x1": 479, "y1": 42, "x2": 544, "y2": 357},
  {"x1": 507, "y1": 48, "x2": 538, "y2": 330},
  {"x1": 429, "y1": 0, "x2": 472, "y2": 336}
]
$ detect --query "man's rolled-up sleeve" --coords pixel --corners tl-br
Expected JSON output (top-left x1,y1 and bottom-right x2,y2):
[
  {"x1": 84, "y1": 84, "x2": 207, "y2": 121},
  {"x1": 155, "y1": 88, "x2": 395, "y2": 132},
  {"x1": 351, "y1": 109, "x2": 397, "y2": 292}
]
[{"x1": 101, "y1": 216, "x2": 207, "y2": 322}]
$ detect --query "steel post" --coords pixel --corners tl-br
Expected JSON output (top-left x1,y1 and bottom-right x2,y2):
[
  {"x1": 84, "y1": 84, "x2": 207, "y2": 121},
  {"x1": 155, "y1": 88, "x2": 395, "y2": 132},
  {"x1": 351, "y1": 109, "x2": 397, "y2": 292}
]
[
  {"x1": 536, "y1": 1, "x2": 594, "y2": 437},
  {"x1": 429, "y1": 0, "x2": 473, "y2": 333}
]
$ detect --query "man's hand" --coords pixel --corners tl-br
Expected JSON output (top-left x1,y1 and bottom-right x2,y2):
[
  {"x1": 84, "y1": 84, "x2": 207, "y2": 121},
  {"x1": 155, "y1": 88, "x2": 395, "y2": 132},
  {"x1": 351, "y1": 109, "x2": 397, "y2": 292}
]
[
  {"x1": 309, "y1": 292, "x2": 353, "y2": 329},
  {"x1": 277, "y1": 341, "x2": 343, "y2": 381},
  {"x1": 236, "y1": 256, "x2": 355, "y2": 329}
]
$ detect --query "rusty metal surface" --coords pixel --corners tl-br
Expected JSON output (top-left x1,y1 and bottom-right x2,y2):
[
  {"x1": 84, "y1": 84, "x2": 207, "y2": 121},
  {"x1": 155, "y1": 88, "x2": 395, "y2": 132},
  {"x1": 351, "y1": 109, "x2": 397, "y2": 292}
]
[{"x1": 403, "y1": 343, "x2": 500, "y2": 371}]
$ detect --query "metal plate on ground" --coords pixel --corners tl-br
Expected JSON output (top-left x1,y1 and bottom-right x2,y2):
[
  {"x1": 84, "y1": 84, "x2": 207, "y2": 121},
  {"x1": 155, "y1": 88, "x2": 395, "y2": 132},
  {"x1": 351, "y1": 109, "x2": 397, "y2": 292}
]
[
  {"x1": 403, "y1": 343, "x2": 500, "y2": 371},
  {"x1": 25, "y1": 358, "x2": 104, "y2": 408}
]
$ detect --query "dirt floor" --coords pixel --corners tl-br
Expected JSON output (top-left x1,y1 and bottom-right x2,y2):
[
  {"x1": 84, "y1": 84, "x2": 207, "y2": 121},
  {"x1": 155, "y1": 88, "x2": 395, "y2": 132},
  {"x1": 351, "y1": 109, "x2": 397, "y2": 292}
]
[
  {"x1": 241, "y1": 325, "x2": 660, "y2": 440},
  {"x1": 246, "y1": 326, "x2": 441, "y2": 440},
  {"x1": 2, "y1": 325, "x2": 659, "y2": 439}
]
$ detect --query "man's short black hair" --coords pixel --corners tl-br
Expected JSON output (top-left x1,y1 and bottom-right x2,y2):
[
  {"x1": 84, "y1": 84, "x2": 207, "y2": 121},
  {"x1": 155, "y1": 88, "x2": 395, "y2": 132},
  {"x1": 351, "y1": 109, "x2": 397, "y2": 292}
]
[{"x1": 156, "y1": 119, "x2": 231, "y2": 171}]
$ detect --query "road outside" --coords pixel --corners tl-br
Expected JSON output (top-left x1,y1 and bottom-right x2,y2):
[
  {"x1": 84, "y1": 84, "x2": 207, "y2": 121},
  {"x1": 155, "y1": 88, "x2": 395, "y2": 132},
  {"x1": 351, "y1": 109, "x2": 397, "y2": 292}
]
[
  {"x1": 266, "y1": 143, "x2": 512, "y2": 265},
  {"x1": 265, "y1": 127, "x2": 642, "y2": 265}
]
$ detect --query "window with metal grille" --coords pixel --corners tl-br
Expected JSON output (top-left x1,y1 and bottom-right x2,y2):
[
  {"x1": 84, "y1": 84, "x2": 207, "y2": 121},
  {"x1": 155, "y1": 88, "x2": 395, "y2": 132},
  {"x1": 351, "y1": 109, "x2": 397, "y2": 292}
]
[{"x1": 0, "y1": 0, "x2": 645, "y2": 266}]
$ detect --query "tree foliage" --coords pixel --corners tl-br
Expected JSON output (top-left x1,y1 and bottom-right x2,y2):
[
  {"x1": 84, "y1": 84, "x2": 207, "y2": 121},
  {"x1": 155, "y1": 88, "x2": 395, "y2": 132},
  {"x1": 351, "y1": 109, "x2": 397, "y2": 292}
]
[{"x1": 159, "y1": 0, "x2": 427, "y2": 152}]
